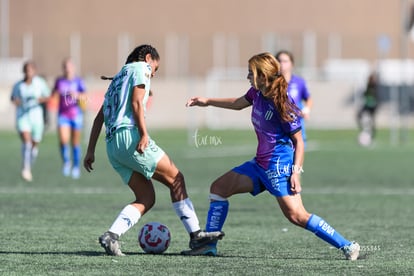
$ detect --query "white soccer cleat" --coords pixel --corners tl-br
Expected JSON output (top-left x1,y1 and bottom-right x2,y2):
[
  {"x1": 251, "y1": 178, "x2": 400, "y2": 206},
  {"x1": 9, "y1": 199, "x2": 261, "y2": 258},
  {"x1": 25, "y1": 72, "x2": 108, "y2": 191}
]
[
  {"x1": 21, "y1": 169, "x2": 33, "y2": 182},
  {"x1": 99, "y1": 231, "x2": 125, "y2": 256},
  {"x1": 62, "y1": 162, "x2": 71, "y2": 177},
  {"x1": 342, "y1": 241, "x2": 360, "y2": 260},
  {"x1": 71, "y1": 167, "x2": 80, "y2": 179}
]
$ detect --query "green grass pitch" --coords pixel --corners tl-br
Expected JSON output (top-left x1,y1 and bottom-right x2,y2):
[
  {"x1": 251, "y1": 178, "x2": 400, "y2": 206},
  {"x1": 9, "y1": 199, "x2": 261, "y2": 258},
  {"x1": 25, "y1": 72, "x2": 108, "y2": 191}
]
[{"x1": 0, "y1": 128, "x2": 413, "y2": 275}]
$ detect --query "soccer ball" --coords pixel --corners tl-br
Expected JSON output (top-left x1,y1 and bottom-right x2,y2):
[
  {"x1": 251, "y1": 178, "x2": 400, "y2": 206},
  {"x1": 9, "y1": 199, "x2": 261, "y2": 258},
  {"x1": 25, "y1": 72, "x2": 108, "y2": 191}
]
[
  {"x1": 358, "y1": 131, "x2": 372, "y2": 147},
  {"x1": 138, "y1": 222, "x2": 171, "y2": 254}
]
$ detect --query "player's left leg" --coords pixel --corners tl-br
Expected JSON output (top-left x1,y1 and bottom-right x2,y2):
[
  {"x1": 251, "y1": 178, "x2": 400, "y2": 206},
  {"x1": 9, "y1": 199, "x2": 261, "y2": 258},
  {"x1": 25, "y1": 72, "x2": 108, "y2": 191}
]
[
  {"x1": 19, "y1": 131, "x2": 33, "y2": 182},
  {"x1": 30, "y1": 117, "x2": 44, "y2": 168},
  {"x1": 277, "y1": 194, "x2": 360, "y2": 260},
  {"x1": 70, "y1": 128, "x2": 82, "y2": 179}
]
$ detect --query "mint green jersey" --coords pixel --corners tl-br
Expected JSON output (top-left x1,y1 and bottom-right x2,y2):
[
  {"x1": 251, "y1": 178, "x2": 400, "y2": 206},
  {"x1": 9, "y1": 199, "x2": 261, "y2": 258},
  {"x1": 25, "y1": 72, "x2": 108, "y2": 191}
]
[
  {"x1": 103, "y1": 62, "x2": 152, "y2": 140},
  {"x1": 11, "y1": 76, "x2": 50, "y2": 119}
]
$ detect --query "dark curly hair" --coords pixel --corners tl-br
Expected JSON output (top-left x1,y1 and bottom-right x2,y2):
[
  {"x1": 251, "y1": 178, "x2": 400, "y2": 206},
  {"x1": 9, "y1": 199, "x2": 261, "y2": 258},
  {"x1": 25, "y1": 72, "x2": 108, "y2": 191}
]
[{"x1": 125, "y1": 44, "x2": 160, "y2": 64}]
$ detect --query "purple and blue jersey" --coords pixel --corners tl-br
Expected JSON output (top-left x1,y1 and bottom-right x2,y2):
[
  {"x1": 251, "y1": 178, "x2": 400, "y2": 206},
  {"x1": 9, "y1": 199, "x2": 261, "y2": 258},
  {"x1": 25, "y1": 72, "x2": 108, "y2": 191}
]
[
  {"x1": 287, "y1": 75, "x2": 310, "y2": 110},
  {"x1": 244, "y1": 87, "x2": 301, "y2": 170},
  {"x1": 53, "y1": 77, "x2": 86, "y2": 119}
]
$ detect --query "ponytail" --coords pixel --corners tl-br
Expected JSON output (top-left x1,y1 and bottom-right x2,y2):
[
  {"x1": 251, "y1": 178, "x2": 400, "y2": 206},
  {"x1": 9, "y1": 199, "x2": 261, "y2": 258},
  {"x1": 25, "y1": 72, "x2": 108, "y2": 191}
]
[{"x1": 265, "y1": 74, "x2": 301, "y2": 122}]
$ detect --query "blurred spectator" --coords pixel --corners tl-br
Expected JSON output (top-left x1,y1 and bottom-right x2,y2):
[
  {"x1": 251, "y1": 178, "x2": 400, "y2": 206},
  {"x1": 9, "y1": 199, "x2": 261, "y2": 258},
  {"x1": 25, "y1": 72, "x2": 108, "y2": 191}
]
[{"x1": 357, "y1": 72, "x2": 378, "y2": 146}]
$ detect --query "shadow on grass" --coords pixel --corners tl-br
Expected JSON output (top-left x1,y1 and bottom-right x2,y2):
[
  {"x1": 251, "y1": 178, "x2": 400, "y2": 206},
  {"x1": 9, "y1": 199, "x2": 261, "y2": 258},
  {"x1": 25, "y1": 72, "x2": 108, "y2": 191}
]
[
  {"x1": 0, "y1": 250, "x2": 368, "y2": 260},
  {"x1": 0, "y1": 251, "x2": 104, "y2": 256}
]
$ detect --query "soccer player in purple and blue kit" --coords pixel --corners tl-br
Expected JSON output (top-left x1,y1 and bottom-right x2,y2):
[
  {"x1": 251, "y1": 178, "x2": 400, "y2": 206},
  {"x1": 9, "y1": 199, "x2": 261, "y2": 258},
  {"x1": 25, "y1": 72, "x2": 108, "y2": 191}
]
[
  {"x1": 183, "y1": 53, "x2": 360, "y2": 260},
  {"x1": 276, "y1": 50, "x2": 312, "y2": 146},
  {"x1": 52, "y1": 58, "x2": 86, "y2": 179}
]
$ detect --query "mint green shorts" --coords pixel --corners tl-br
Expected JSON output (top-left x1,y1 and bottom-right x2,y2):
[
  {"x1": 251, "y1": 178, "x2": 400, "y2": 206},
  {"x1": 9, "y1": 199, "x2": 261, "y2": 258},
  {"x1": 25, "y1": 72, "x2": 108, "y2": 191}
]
[
  {"x1": 16, "y1": 113, "x2": 44, "y2": 142},
  {"x1": 106, "y1": 128, "x2": 165, "y2": 184}
]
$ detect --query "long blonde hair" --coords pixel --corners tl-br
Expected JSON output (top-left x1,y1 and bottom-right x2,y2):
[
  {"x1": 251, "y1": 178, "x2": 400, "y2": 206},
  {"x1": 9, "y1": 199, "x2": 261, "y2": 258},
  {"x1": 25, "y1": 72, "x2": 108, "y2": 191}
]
[{"x1": 248, "y1": 52, "x2": 301, "y2": 122}]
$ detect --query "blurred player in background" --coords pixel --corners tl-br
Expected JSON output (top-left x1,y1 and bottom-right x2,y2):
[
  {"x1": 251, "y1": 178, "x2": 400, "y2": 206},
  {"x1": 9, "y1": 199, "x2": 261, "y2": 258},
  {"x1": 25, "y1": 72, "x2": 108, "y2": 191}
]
[
  {"x1": 10, "y1": 61, "x2": 50, "y2": 182},
  {"x1": 183, "y1": 52, "x2": 360, "y2": 260},
  {"x1": 51, "y1": 58, "x2": 87, "y2": 179},
  {"x1": 275, "y1": 50, "x2": 312, "y2": 146},
  {"x1": 83, "y1": 44, "x2": 223, "y2": 256},
  {"x1": 357, "y1": 72, "x2": 378, "y2": 146}
]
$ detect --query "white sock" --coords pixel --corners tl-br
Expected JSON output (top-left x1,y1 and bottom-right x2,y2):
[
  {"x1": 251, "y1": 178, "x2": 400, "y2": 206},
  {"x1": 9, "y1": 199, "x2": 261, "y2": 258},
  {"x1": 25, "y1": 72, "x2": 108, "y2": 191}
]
[
  {"x1": 173, "y1": 198, "x2": 200, "y2": 234},
  {"x1": 31, "y1": 146, "x2": 39, "y2": 165},
  {"x1": 22, "y1": 142, "x2": 32, "y2": 171},
  {"x1": 108, "y1": 204, "x2": 141, "y2": 237}
]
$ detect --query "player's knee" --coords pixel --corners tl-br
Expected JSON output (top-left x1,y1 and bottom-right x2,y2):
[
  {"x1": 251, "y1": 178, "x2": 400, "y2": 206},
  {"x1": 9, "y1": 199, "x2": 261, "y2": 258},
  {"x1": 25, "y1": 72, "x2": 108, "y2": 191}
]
[
  {"x1": 210, "y1": 179, "x2": 231, "y2": 198},
  {"x1": 284, "y1": 210, "x2": 309, "y2": 227},
  {"x1": 134, "y1": 195, "x2": 155, "y2": 214}
]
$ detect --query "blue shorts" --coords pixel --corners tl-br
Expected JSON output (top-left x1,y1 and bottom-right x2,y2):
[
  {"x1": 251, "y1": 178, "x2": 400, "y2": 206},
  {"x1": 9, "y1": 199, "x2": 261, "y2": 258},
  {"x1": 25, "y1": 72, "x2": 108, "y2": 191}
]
[
  {"x1": 232, "y1": 158, "x2": 294, "y2": 197},
  {"x1": 58, "y1": 114, "x2": 83, "y2": 130}
]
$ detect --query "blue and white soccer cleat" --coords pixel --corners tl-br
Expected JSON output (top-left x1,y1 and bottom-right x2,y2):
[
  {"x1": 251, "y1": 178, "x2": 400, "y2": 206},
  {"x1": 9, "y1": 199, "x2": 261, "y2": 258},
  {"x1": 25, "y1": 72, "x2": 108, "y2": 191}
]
[
  {"x1": 342, "y1": 241, "x2": 360, "y2": 260},
  {"x1": 181, "y1": 244, "x2": 218, "y2": 256}
]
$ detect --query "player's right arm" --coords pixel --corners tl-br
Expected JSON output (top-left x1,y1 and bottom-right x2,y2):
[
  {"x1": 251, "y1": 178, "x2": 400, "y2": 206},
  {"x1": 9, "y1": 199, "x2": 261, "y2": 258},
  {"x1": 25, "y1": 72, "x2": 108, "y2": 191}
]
[
  {"x1": 186, "y1": 96, "x2": 251, "y2": 110},
  {"x1": 10, "y1": 83, "x2": 22, "y2": 106},
  {"x1": 84, "y1": 105, "x2": 104, "y2": 172}
]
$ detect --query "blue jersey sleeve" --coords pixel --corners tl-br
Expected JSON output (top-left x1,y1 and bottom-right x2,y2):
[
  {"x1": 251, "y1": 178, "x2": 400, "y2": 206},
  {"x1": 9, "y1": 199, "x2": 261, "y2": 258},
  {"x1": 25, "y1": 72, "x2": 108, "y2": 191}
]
[{"x1": 299, "y1": 77, "x2": 310, "y2": 101}]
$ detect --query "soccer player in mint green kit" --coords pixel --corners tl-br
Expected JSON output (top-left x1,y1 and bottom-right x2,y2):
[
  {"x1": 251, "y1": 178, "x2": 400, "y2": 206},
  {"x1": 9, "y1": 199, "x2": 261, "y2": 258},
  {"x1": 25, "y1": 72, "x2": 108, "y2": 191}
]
[
  {"x1": 11, "y1": 61, "x2": 50, "y2": 182},
  {"x1": 183, "y1": 53, "x2": 360, "y2": 260},
  {"x1": 83, "y1": 45, "x2": 223, "y2": 256}
]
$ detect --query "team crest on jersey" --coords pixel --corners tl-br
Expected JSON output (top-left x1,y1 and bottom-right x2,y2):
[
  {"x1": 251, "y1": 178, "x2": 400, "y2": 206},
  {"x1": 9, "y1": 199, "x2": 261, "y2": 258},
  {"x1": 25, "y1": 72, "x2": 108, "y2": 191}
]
[
  {"x1": 264, "y1": 110, "x2": 273, "y2": 120},
  {"x1": 290, "y1": 113, "x2": 299, "y2": 126}
]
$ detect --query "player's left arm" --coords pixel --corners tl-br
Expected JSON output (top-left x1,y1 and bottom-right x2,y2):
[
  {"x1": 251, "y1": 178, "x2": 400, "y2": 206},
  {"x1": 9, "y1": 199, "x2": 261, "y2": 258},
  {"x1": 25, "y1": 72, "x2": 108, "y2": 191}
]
[
  {"x1": 290, "y1": 130, "x2": 305, "y2": 194},
  {"x1": 37, "y1": 78, "x2": 51, "y2": 104}
]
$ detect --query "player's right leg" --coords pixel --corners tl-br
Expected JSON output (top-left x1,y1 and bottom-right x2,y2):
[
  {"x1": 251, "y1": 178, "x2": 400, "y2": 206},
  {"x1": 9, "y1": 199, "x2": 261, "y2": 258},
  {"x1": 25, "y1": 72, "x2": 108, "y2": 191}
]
[
  {"x1": 57, "y1": 117, "x2": 72, "y2": 176},
  {"x1": 99, "y1": 129, "x2": 157, "y2": 256},
  {"x1": 99, "y1": 171, "x2": 155, "y2": 256},
  {"x1": 181, "y1": 170, "x2": 254, "y2": 256}
]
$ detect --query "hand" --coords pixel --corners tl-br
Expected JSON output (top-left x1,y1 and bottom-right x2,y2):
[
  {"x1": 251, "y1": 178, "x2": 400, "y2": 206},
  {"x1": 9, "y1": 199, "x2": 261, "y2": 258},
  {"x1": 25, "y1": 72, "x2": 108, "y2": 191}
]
[
  {"x1": 136, "y1": 135, "x2": 149, "y2": 154},
  {"x1": 290, "y1": 173, "x2": 302, "y2": 194},
  {"x1": 83, "y1": 151, "x2": 95, "y2": 172},
  {"x1": 301, "y1": 107, "x2": 310, "y2": 120},
  {"x1": 186, "y1": 97, "x2": 209, "y2": 107}
]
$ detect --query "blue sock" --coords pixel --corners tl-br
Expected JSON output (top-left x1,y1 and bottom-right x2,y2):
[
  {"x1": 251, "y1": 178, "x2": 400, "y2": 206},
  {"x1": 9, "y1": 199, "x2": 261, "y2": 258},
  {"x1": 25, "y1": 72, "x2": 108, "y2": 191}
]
[
  {"x1": 60, "y1": 144, "x2": 70, "y2": 164},
  {"x1": 72, "y1": 145, "x2": 81, "y2": 168},
  {"x1": 306, "y1": 214, "x2": 351, "y2": 249},
  {"x1": 205, "y1": 200, "x2": 229, "y2": 246}
]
